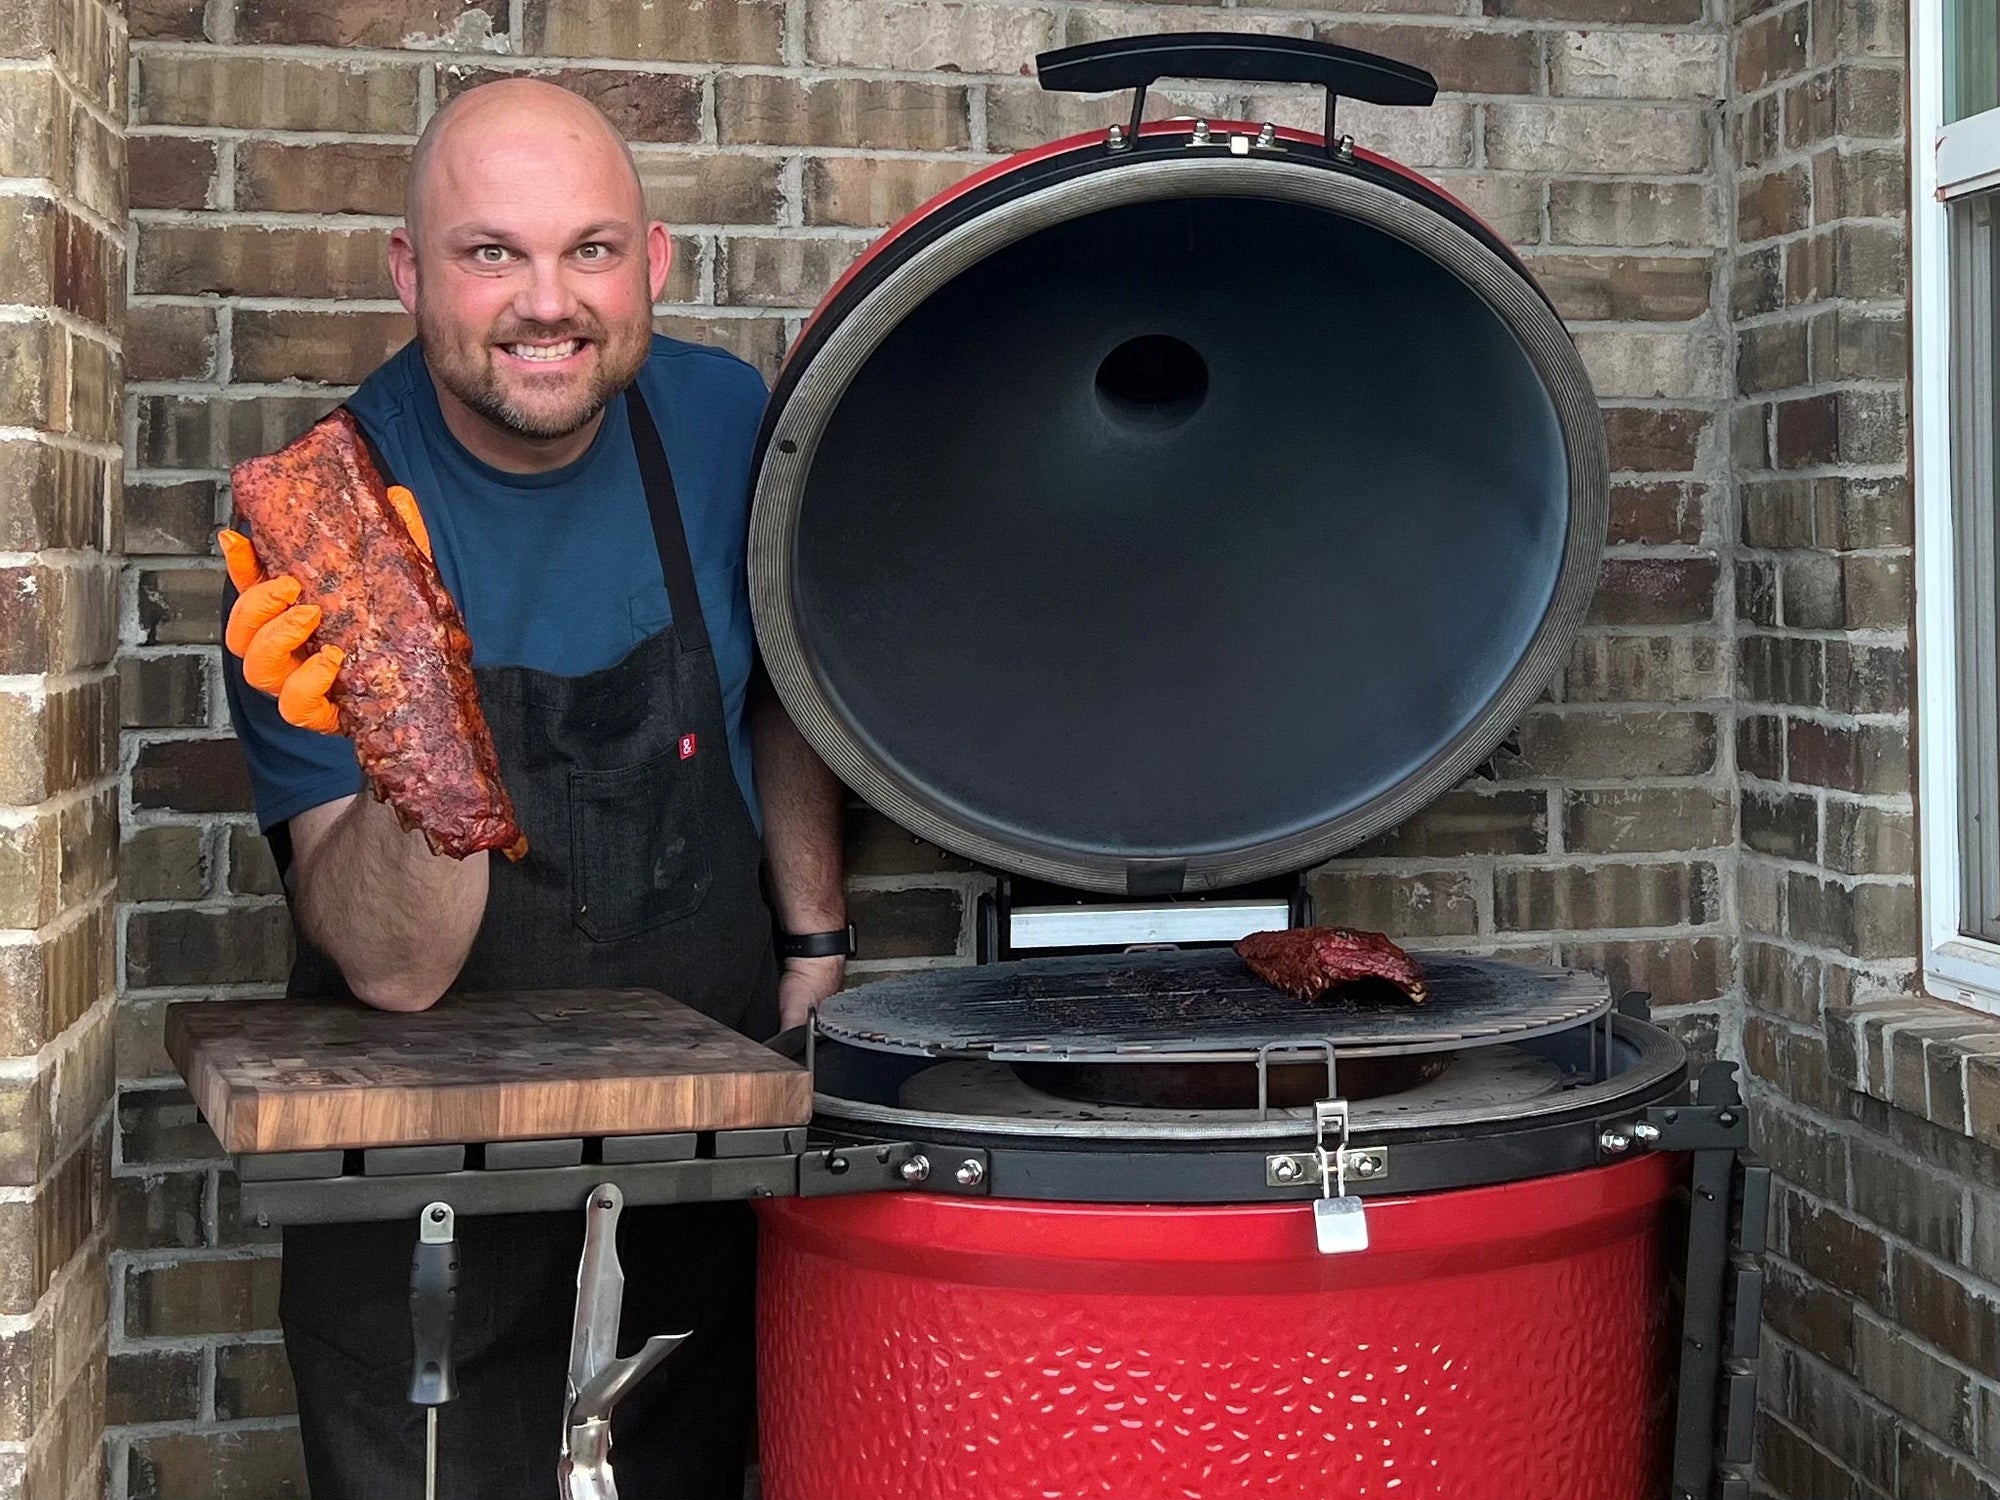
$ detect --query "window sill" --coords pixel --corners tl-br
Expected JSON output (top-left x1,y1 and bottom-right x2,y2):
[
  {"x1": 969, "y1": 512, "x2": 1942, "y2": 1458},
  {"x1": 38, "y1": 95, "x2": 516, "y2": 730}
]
[{"x1": 1826, "y1": 991, "x2": 2000, "y2": 1143}]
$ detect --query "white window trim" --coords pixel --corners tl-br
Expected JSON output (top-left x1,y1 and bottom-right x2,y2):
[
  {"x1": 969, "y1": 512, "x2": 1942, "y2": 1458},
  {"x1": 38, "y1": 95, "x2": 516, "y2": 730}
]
[
  {"x1": 1940, "y1": 108, "x2": 2000, "y2": 198},
  {"x1": 1915, "y1": 0, "x2": 2000, "y2": 1011}
]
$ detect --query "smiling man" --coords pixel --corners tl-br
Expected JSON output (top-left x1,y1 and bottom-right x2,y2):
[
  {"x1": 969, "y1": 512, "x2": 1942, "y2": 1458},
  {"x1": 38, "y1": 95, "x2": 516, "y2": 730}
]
[{"x1": 217, "y1": 79, "x2": 848, "y2": 1499}]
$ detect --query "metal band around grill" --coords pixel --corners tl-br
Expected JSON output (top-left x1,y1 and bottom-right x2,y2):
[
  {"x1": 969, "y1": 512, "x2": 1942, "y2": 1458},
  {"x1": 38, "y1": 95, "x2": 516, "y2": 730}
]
[
  {"x1": 798, "y1": 1015, "x2": 1689, "y2": 1206},
  {"x1": 749, "y1": 155, "x2": 1611, "y2": 893}
]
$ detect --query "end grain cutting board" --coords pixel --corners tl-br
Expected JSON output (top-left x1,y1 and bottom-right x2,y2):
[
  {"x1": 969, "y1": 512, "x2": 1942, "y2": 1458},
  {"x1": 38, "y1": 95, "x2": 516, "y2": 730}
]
[{"x1": 166, "y1": 990, "x2": 812, "y2": 1154}]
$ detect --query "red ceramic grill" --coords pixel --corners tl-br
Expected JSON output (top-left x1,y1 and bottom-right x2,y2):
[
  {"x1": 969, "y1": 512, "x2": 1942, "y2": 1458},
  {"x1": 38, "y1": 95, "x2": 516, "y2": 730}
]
[
  {"x1": 760, "y1": 1159, "x2": 1680, "y2": 1499},
  {"x1": 745, "y1": 33, "x2": 1766, "y2": 1500}
]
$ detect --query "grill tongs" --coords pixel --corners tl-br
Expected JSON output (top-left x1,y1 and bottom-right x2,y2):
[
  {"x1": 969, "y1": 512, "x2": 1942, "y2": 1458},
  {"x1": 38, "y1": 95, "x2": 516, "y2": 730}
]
[{"x1": 559, "y1": 1183, "x2": 688, "y2": 1500}]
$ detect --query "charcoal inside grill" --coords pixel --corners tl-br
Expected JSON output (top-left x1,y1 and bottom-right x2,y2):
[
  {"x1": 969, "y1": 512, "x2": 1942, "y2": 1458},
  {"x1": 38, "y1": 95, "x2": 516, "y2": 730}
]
[{"x1": 818, "y1": 948, "x2": 1609, "y2": 1062}]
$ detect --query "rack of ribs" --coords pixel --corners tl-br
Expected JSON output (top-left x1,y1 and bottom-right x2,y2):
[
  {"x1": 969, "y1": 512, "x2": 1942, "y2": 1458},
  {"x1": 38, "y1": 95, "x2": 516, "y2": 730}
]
[
  {"x1": 229, "y1": 408, "x2": 527, "y2": 861},
  {"x1": 1235, "y1": 927, "x2": 1429, "y2": 1004}
]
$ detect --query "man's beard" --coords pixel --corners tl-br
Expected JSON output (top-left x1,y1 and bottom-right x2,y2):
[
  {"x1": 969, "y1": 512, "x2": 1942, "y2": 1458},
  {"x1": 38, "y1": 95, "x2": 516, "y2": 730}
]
[{"x1": 417, "y1": 307, "x2": 651, "y2": 442}]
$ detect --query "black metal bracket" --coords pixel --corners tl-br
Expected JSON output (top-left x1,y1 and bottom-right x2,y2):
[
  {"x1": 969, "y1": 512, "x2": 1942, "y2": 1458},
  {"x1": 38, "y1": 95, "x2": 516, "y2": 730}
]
[
  {"x1": 231, "y1": 1126, "x2": 993, "y2": 1227},
  {"x1": 1661, "y1": 1063, "x2": 1767, "y2": 1500},
  {"x1": 240, "y1": 1147, "x2": 802, "y2": 1226},
  {"x1": 800, "y1": 1140, "x2": 991, "y2": 1198},
  {"x1": 1644, "y1": 1057, "x2": 1752, "y2": 1152}
]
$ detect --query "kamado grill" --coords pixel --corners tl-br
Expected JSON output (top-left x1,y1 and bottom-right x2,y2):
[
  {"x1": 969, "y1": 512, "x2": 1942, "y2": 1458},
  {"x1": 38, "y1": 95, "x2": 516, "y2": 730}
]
[
  {"x1": 165, "y1": 33, "x2": 1765, "y2": 1500},
  {"x1": 749, "y1": 33, "x2": 1765, "y2": 1500}
]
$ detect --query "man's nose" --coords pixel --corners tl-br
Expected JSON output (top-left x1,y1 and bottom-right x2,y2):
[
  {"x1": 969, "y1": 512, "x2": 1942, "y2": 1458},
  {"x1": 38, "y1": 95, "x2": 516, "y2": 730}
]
[{"x1": 517, "y1": 259, "x2": 579, "y2": 326}]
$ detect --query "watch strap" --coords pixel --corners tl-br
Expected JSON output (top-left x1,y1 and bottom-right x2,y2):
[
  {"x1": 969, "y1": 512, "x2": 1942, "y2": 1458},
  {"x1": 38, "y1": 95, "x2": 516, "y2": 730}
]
[{"x1": 776, "y1": 923, "x2": 855, "y2": 959}]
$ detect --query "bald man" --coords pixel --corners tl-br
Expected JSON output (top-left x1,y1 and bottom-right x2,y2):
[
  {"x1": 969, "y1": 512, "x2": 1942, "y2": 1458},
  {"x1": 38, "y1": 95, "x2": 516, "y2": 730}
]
[{"x1": 218, "y1": 79, "x2": 847, "y2": 1498}]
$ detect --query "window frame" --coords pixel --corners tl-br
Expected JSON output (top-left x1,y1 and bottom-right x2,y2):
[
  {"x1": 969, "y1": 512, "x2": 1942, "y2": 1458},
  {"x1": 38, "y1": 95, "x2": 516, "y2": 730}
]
[{"x1": 1915, "y1": 0, "x2": 2000, "y2": 1010}]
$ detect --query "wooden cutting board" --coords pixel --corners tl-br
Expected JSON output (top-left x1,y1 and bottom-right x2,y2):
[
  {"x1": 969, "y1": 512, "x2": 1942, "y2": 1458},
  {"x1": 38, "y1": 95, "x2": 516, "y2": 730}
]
[{"x1": 166, "y1": 989, "x2": 812, "y2": 1154}]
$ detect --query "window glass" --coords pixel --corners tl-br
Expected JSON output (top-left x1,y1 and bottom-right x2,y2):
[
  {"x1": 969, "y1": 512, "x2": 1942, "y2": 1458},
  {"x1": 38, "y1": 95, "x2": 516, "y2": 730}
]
[
  {"x1": 1951, "y1": 0, "x2": 2000, "y2": 122},
  {"x1": 1954, "y1": 192, "x2": 2000, "y2": 939}
]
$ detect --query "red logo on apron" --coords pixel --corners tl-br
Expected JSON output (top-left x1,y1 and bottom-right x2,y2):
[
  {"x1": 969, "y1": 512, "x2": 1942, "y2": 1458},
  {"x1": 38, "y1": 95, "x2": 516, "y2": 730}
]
[{"x1": 678, "y1": 733, "x2": 698, "y2": 760}]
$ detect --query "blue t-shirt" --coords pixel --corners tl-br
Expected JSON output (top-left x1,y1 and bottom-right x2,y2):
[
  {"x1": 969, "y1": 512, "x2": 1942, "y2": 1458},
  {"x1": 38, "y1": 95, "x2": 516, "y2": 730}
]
[{"x1": 223, "y1": 335, "x2": 768, "y2": 834}]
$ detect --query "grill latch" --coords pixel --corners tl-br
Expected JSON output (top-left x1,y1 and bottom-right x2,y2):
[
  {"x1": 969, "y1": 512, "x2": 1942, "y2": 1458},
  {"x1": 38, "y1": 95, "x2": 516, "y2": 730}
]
[{"x1": 1310, "y1": 1098, "x2": 1370, "y2": 1255}]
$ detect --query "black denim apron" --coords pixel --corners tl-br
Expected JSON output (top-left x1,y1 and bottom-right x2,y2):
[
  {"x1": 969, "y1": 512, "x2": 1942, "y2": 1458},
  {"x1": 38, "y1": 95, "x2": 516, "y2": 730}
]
[{"x1": 278, "y1": 386, "x2": 780, "y2": 1500}]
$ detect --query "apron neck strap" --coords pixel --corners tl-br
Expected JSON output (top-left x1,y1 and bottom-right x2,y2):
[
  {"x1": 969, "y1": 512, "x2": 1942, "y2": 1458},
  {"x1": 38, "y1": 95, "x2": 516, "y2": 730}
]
[
  {"x1": 625, "y1": 383, "x2": 712, "y2": 657},
  {"x1": 341, "y1": 404, "x2": 396, "y2": 491}
]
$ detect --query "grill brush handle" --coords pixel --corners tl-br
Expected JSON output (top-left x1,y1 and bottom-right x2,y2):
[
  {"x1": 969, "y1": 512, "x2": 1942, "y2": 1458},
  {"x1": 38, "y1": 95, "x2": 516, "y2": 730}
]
[{"x1": 1034, "y1": 33, "x2": 1437, "y2": 113}]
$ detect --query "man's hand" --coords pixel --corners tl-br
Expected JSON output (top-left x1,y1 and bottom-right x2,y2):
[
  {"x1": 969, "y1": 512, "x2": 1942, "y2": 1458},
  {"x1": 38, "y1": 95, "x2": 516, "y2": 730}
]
[
  {"x1": 221, "y1": 529, "x2": 345, "y2": 733},
  {"x1": 777, "y1": 955, "x2": 845, "y2": 1031},
  {"x1": 219, "y1": 487, "x2": 433, "y2": 735}
]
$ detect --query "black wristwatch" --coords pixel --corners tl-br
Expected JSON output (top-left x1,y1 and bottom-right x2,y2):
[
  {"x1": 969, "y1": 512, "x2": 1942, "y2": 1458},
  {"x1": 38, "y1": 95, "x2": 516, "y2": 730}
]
[{"x1": 775, "y1": 923, "x2": 856, "y2": 960}]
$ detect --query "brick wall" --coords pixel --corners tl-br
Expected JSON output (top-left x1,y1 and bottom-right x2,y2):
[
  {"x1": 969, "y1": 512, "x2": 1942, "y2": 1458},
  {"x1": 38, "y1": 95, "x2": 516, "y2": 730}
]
[
  {"x1": 0, "y1": 0, "x2": 127, "y2": 1494},
  {"x1": 1725, "y1": 0, "x2": 2000, "y2": 1493}
]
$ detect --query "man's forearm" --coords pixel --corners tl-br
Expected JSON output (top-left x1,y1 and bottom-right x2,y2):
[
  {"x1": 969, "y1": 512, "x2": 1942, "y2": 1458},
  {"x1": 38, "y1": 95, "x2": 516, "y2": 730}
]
[
  {"x1": 291, "y1": 792, "x2": 489, "y2": 1011},
  {"x1": 753, "y1": 687, "x2": 846, "y2": 932},
  {"x1": 752, "y1": 682, "x2": 847, "y2": 1030}
]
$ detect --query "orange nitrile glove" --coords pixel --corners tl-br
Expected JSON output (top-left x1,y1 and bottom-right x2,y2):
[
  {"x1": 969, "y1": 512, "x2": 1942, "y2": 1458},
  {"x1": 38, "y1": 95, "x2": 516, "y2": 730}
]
[
  {"x1": 217, "y1": 487, "x2": 432, "y2": 736},
  {"x1": 219, "y1": 529, "x2": 343, "y2": 734},
  {"x1": 385, "y1": 484, "x2": 431, "y2": 560}
]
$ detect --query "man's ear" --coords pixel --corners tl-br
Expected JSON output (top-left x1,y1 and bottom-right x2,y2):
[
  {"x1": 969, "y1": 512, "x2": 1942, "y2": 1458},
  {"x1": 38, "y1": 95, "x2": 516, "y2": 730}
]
[
  {"x1": 388, "y1": 227, "x2": 420, "y2": 317},
  {"x1": 647, "y1": 221, "x2": 673, "y2": 303}
]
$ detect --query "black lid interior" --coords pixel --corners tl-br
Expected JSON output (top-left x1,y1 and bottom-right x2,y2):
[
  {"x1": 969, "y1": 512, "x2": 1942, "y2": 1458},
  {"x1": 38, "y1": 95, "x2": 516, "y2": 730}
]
[{"x1": 754, "y1": 167, "x2": 1606, "y2": 893}]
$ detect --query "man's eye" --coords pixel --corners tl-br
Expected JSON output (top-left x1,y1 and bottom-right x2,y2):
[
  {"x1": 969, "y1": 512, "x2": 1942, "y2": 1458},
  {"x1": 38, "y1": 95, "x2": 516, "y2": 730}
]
[
  {"x1": 576, "y1": 243, "x2": 608, "y2": 261},
  {"x1": 474, "y1": 246, "x2": 509, "y2": 265}
]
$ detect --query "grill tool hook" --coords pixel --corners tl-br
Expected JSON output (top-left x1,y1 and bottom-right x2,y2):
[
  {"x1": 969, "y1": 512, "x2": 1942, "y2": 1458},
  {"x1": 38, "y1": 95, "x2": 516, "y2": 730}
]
[{"x1": 560, "y1": 1183, "x2": 688, "y2": 1500}]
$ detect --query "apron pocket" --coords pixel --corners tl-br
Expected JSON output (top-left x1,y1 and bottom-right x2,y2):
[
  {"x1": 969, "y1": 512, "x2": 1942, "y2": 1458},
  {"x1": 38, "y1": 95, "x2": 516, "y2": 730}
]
[{"x1": 569, "y1": 750, "x2": 712, "y2": 942}]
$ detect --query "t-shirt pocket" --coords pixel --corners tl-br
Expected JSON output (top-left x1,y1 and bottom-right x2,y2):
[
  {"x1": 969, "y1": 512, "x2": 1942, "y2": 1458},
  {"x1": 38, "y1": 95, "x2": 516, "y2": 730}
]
[{"x1": 569, "y1": 750, "x2": 711, "y2": 942}]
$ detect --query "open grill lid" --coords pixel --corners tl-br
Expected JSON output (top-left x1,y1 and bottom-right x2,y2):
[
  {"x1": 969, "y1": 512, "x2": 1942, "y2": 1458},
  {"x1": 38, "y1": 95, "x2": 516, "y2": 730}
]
[{"x1": 748, "y1": 36, "x2": 1609, "y2": 896}]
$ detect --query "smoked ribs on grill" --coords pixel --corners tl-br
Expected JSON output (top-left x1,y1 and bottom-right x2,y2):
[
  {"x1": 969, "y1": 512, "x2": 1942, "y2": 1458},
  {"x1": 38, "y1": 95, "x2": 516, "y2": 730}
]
[
  {"x1": 229, "y1": 409, "x2": 526, "y2": 861},
  {"x1": 1235, "y1": 927, "x2": 1429, "y2": 1004}
]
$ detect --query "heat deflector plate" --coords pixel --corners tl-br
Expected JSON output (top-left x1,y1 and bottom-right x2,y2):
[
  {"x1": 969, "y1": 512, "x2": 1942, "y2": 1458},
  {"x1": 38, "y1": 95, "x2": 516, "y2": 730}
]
[{"x1": 817, "y1": 949, "x2": 1611, "y2": 1063}]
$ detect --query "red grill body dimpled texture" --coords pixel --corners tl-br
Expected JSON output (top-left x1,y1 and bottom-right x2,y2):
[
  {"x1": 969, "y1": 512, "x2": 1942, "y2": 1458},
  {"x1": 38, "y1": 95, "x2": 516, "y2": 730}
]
[{"x1": 756, "y1": 1154, "x2": 1677, "y2": 1500}]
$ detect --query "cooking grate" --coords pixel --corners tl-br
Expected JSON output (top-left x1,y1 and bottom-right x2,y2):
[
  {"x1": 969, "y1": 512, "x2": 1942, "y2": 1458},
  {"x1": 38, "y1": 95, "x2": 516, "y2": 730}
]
[{"x1": 818, "y1": 948, "x2": 1609, "y2": 1062}]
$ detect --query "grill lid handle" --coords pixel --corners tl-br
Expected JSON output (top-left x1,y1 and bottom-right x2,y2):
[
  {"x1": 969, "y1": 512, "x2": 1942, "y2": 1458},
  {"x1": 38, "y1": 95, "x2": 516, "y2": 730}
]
[{"x1": 1035, "y1": 34, "x2": 1437, "y2": 154}]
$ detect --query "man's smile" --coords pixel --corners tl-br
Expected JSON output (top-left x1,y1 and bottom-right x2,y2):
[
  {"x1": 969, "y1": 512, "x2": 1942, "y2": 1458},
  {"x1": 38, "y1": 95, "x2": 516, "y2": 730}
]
[{"x1": 498, "y1": 338, "x2": 593, "y2": 369}]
